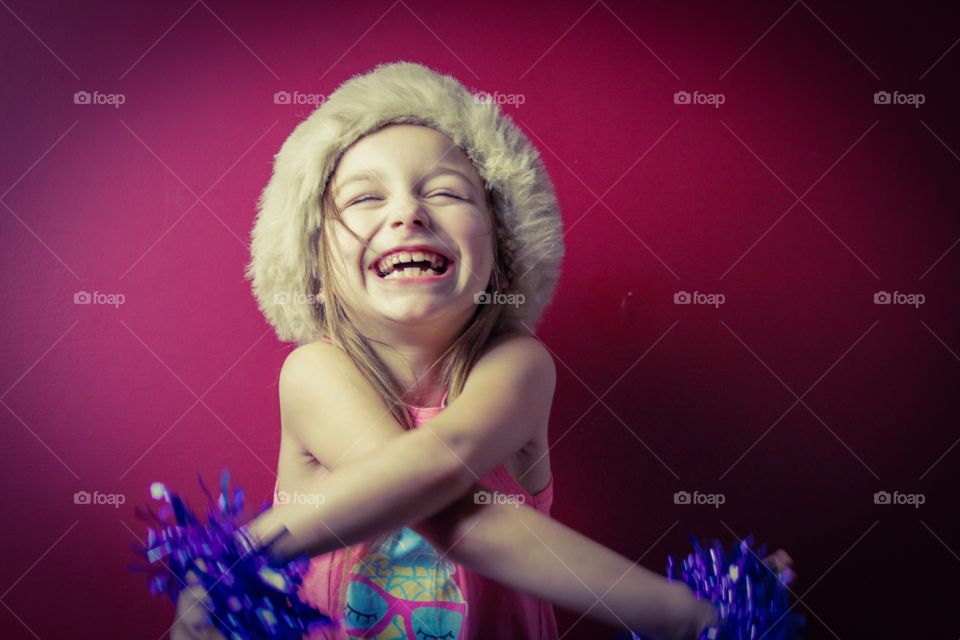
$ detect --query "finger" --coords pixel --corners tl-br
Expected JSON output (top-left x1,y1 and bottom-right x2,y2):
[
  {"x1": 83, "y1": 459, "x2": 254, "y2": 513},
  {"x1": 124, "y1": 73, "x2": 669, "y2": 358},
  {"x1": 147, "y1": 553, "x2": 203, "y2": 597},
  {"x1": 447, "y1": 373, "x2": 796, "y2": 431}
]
[
  {"x1": 764, "y1": 549, "x2": 793, "y2": 573},
  {"x1": 182, "y1": 574, "x2": 215, "y2": 606},
  {"x1": 183, "y1": 572, "x2": 204, "y2": 599},
  {"x1": 762, "y1": 554, "x2": 780, "y2": 572},
  {"x1": 192, "y1": 617, "x2": 213, "y2": 634},
  {"x1": 180, "y1": 603, "x2": 213, "y2": 632}
]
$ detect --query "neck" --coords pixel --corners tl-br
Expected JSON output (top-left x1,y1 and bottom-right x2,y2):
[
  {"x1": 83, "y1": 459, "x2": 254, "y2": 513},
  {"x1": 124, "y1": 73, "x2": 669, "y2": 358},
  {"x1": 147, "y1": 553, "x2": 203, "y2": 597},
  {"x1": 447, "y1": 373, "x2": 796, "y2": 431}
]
[{"x1": 363, "y1": 317, "x2": 471, "y2": 407}]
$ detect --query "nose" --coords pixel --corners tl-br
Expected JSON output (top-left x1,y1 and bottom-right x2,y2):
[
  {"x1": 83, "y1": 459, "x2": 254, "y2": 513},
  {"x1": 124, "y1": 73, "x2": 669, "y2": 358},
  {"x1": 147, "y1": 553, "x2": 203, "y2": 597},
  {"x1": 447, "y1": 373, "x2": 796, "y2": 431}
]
[{"x1": 387, "y1": 196, "x2": 431, "y2": 230}]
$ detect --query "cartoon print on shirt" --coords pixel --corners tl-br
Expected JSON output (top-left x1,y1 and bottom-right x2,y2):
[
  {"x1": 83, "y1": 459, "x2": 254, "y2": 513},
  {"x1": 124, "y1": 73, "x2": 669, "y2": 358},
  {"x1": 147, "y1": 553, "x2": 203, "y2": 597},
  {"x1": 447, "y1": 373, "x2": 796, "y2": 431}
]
[{"x1": 343, "y1": 527, "x2": 467, "y2": 640}]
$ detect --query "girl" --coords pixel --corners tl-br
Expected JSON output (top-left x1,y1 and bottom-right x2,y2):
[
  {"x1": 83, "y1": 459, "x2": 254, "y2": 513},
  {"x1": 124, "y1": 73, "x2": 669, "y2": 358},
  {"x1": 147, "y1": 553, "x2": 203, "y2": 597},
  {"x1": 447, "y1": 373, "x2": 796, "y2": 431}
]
[{"x1": 171, "y1": 62, "x2": 788, "y2": 640}]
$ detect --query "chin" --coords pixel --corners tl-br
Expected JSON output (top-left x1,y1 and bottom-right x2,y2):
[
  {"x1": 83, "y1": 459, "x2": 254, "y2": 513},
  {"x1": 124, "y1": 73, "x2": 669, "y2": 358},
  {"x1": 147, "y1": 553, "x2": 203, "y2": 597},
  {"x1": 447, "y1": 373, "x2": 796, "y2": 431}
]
[{"x1": 379, "y1": 306, "x2": 443, "y2": 323}]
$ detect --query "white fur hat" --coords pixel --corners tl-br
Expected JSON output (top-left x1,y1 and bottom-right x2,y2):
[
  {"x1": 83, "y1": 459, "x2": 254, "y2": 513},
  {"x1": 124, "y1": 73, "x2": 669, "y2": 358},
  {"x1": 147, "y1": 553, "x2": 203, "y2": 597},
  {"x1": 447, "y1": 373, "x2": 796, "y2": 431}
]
[{"x1": 245, "y1": 61, "x2": 565, "y2": 345}]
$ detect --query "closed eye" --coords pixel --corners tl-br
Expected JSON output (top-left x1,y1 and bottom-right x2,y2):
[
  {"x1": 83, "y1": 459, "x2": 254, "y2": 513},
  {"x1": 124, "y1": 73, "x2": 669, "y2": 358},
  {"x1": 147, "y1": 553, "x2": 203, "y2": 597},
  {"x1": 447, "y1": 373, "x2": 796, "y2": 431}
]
[
  {"x1": 427, "y1": 191, "x2": 466, "y2": 200},
  {"x1": 344, "y1": 603, "x2": 378, "y2": 623},
  {"x1": 346, "y1": 194, "x2": 383, "y2": 207},
  {"x1": 416, "y1": 629, "x2": 456, "y2": 640}
]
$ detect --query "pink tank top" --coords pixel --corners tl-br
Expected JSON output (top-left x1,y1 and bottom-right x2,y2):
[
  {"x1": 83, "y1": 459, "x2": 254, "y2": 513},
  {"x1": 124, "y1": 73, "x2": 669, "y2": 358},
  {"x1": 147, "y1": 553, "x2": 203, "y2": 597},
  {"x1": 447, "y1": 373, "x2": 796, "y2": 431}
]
[{"x1": 273, "y1": 346, "x2": 557, "y2": 639}]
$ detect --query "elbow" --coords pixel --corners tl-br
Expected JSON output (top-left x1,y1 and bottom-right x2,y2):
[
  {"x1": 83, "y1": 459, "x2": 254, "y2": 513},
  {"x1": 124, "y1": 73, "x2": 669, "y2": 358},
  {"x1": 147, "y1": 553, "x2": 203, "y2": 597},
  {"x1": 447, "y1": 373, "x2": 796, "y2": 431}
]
[
  {"x1": 412, "y1": 436, "x2": 485, "y2": 554},
  {"x1": 414, "y1": 486, "x2": 487, "y2": 557},
  {"x1": 442, "y1": 444, "x2": 479, "y2": 503}
]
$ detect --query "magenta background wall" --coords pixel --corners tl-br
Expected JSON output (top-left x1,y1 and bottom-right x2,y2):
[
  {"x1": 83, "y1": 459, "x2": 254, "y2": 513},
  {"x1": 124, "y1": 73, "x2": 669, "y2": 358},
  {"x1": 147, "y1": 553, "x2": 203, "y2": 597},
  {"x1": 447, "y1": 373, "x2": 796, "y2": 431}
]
[{"x1": 2, "y1": 1, "x2": 958, "y2": 637}]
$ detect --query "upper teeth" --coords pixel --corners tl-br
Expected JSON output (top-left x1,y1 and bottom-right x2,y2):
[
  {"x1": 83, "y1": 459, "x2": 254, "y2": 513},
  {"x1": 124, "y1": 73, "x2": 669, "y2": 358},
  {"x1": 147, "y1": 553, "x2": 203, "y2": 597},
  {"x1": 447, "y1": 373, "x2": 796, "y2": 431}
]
[{"x1": 376, "y1": 250, "x2": 447, "y2": 274}]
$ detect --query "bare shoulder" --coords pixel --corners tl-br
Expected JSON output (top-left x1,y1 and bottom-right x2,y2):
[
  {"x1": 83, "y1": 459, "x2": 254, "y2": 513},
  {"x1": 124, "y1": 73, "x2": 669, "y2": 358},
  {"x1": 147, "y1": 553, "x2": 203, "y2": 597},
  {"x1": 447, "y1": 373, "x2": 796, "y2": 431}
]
[
  {"x1": 477, "y1": 333, "x2": 555, "y2": 490},
  {"x1": 277, "y1": 339, "x2": 373, "y2": 408},
  {"x1": 476, "y1": 331, "x2": 556, "y2": 442},
  {"x1": 275, "y1": 341, "x2": 346, "y2": 462},
  {"x1": 478, "y1": 331, "x2": 555, "y2": 376},
  {"x1": 277, "y1": 338, "x2": 370, "y2": 436},
  {"x1": 277, "y1": 339, "x2": 402, "y2": 472},
  {"x1": 280, "y1": 339, "x2": 349, "y2": 379},
  {"x1": 475, "y1": 331, "x2": 557, "y2": 417}
]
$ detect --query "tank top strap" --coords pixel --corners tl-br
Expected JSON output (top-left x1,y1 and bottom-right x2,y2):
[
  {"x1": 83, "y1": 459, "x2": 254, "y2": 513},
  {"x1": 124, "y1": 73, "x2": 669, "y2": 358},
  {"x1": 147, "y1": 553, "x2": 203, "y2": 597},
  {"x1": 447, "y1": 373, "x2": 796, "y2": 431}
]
[
  {"x1": 486, "y1": 464, "x2": 554, "y2": 514},
  {"x1": 529, "y1": 472, "x2": 554, "y2": 511}
]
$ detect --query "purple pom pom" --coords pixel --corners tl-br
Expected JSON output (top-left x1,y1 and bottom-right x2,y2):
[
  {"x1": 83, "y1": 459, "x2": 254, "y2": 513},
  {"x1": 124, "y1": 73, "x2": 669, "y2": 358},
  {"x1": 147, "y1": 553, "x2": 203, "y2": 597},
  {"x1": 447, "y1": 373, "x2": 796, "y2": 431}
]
[
  {"x1": 129, "y1": 469, "x2": 333, "y2": 639},
  {"x1": 627, "y1": 535, "x2": 805, "y2": 640}
]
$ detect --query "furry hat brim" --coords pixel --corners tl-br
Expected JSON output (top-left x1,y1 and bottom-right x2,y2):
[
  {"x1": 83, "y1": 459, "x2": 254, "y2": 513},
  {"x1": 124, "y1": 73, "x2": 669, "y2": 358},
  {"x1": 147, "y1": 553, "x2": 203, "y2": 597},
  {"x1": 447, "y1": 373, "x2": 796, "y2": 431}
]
[{"x1": 245, "y1": 61, "x2": 564, "y2": 345}]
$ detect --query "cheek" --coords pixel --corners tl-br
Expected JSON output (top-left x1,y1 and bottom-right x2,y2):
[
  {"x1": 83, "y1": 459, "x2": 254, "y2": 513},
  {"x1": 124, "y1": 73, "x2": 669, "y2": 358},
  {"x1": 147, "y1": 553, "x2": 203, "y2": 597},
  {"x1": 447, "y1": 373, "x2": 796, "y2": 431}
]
[
  {"x1": 445, "y1": 213, "x2": 495, "y2": 275},
  {"x1": 326, "y1": 230, "x2": 365, "y2": 278},
  {"x1": 459, "y1": 238, "x2": 495, "y2": 281},
  {"x1": 446, "y1": 208, "x2": 493, "y2": 242},
  {"x1": 331, "y1": 220, "x2": 356, "y2": 247},
  {"x1": 338, "y1": 212, "x2": 377, "y2": 236}
]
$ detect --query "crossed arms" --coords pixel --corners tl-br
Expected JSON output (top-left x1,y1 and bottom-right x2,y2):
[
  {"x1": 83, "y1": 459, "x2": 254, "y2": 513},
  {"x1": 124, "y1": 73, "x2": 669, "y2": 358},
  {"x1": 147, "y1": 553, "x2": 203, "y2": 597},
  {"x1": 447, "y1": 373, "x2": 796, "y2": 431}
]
[{"x1": 245, "y1": 335, "x2": 712, "y2": 640}]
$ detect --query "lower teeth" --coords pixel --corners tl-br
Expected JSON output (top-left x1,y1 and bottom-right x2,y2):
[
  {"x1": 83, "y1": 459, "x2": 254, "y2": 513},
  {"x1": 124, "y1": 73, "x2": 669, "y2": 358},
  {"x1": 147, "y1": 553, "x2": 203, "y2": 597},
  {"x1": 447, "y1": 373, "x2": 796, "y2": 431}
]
[{"x1": 383, "y1": 267, "x2": 435, "y2": 280}]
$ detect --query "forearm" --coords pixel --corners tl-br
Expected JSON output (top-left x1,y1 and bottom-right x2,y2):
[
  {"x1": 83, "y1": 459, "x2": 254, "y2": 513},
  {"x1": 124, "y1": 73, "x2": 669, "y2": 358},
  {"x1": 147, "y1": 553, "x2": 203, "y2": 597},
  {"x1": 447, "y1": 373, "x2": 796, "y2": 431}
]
[
  {"x1": 253, "y1": 440, "x2": 701, "y2": 638},
  {"x1": 417, "y1": 499, "x2": 704, "y2": 640},
  {"x1": 249, "y1": 426, "x2": 473, "y2": 558}
]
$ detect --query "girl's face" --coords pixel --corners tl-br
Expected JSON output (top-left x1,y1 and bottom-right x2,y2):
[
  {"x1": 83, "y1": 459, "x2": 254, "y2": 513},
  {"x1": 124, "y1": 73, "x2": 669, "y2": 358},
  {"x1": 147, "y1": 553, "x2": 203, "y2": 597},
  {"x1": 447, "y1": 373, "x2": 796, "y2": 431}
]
[{"x1": 324, "y1": 124, "x2": 495, "y2": 333}]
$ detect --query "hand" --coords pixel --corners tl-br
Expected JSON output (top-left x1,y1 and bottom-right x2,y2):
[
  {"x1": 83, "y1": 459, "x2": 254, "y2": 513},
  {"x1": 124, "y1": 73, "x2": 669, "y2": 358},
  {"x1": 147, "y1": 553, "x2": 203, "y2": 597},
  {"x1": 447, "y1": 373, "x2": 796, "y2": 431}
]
[
  {"x1": 659, "y1": 581, "x2": 720, "y2": 640},
  {"x1": 689, "y1": 595, "x2": 720, "y2": 639},
  {"x1": 680, "y1": 548, "x2": 794, "y2": 640},
  {"x1": 170, "y1": 571, "x2": 227, "y2": 640},
  {"x1": 763, "y1": 548, "x2": 797, "y2": 587},
  {"x1": 241, "y1": 508, "x2": 290, "y2": 554}
]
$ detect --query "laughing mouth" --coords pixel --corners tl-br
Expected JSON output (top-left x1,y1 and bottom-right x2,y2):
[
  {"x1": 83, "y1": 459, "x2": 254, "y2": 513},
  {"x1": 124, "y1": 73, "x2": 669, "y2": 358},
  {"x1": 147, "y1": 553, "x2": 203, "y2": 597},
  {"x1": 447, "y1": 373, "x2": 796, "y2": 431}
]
[{"x1": 373, "y1": 250, "x2": 452, "y2": 280}]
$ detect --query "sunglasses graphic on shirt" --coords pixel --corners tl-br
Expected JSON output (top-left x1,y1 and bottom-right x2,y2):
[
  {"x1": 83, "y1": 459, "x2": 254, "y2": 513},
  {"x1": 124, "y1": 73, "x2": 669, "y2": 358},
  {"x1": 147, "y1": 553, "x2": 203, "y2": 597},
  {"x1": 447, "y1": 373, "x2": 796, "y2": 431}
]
[{"x1": 343, "y1": 573, "x2": 466, "y2": 639}]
